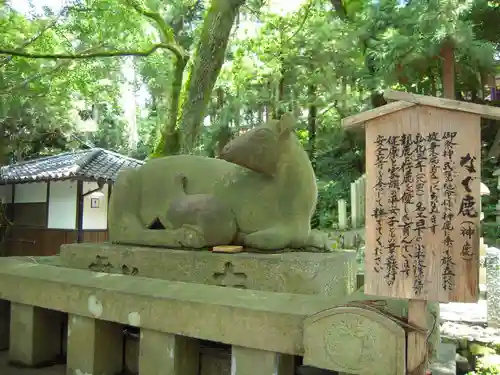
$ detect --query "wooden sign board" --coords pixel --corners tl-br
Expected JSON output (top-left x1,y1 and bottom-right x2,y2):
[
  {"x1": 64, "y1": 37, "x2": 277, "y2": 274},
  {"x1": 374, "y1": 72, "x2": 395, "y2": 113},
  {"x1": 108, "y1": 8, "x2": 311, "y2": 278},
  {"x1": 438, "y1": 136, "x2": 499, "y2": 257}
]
[{"x1": 341, "y1": 91, "x2": 500, "y2": 303}]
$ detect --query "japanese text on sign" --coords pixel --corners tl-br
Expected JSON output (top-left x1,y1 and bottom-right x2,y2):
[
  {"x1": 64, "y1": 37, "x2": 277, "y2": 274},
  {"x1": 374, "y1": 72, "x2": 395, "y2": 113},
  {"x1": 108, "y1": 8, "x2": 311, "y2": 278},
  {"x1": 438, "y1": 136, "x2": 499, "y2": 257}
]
[{"x1": 367, "y1": 128, "x2": 479, "y2": 301}]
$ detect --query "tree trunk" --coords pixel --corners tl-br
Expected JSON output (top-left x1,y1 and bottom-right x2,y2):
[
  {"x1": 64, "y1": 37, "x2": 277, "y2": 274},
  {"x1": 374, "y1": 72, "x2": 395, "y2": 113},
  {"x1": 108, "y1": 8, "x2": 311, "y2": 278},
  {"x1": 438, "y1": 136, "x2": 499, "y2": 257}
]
[
  {"x1": 440, "y1": 40, "x2": 455, "y2": 100},
  {"x1": 307, "y1": 81, "x2": 318, "y2": 172},
  {"x1": 215, "y1": 88, "x2": 232, "y2": 155},
  {"x1": 154, "y1": 56, "x2": 188, "y2": 156},
  {"x1": 178, "y1": 0, "x2": 245, "y2": 152}
]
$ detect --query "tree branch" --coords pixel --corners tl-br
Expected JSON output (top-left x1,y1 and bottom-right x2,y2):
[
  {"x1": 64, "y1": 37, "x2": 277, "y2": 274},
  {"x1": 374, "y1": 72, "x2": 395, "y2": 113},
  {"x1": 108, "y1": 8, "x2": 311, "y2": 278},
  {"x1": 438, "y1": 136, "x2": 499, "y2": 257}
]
[
  {"x1": 0, "y1": 44, "x2": 106, "y2": 94},
  {"x1": 123, "y1": 0, "x2": 186, "y2": 60},
  {"x1": 285, "y1": 0, "x2": 312, "y2": 44},
  {"x1": 0, "y1": 43, "x2": 176, "y2": 60},
  {"x1": 0, "y1": 9, "x2": 63, "y2": 67}
]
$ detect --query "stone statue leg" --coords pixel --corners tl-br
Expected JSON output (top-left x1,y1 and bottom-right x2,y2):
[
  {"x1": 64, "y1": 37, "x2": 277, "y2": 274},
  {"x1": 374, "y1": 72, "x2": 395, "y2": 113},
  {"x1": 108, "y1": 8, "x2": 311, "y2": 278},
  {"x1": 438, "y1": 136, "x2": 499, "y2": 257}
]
[
  {"x1": 303, "y1": 230, "x2": 331, "y2": 250},
  {"x1": 243, "y1": 225, "x2": 307, "y2": 250},
  {"x1": 109, "y1": 169, "x2": 147, "y2": 243}
]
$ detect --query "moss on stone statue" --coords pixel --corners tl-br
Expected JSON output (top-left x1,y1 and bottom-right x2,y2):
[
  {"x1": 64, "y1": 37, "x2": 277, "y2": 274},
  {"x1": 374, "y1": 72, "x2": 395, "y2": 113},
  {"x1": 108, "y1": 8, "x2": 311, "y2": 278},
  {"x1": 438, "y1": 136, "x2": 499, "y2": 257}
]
[{"x1": 109, "y1": 113, "x2": 331, "y2": 251}]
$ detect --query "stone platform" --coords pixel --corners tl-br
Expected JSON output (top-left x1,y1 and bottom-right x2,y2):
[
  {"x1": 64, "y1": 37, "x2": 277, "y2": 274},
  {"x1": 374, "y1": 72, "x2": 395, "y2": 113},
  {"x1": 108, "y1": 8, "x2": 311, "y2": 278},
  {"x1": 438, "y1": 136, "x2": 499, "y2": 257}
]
[{"x1": 60, "y1": 243, "x2": 357, "y2": 296}]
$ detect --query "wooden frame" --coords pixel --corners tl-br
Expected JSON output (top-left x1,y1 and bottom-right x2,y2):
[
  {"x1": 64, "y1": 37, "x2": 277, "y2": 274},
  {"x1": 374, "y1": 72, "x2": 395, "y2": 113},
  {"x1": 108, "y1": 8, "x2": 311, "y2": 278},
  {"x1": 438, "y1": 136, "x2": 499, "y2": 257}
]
[{"x1": 90, "y1": 198, "x2": 100, "y2": 209}]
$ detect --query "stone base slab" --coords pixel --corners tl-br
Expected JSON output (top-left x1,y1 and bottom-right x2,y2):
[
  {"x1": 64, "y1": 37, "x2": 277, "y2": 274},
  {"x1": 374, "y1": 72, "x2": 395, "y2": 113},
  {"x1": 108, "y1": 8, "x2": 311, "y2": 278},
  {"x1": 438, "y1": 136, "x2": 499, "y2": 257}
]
[{"x1": 60, "y1": 243, "x2": 357, "y2": 296}]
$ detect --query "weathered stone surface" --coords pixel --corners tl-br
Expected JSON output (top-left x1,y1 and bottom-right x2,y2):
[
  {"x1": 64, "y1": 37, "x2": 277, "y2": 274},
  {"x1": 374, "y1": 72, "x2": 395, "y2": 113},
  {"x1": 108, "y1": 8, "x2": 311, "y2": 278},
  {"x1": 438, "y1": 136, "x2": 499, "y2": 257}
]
[
  {"x1": 428, "y1": 343, "x2": 456, "y2": 375},
  {"x1": 303, "y1": 306, "x2": 405, "y2": 375},
  {"x1": 487, "y1": 247, "x2": 500, "y2": 327},
  {"x1": 0, "y1": 258, "x2": 337, "y2": 356},
  {"x1": 9, "y1": 303, "x2": 63, "y2": 367},
  {"x1": 60, "y1": 243, "x2": 357, "y2": 296},
  {"x1": 0, "y1": 258, "x2": 441, "y2": 373},
  {"x1": 231, "y1": 346, "x2": 294, "y2": 375},
  {"x1": 67, "y1": 314, "x2": 123, "y2": 375},
  {"x1": 139, "y1": 330, "x2": 199, "y2": 375},
  {"x1": 441, "y1": 321, "x2": 500, "y2": 344},
  {"x1": 455, "y1": 353, "x2": 471, "y2": 374},
  {"x1": 108, "y1": 113, "x2": 330, "y2": 251}
]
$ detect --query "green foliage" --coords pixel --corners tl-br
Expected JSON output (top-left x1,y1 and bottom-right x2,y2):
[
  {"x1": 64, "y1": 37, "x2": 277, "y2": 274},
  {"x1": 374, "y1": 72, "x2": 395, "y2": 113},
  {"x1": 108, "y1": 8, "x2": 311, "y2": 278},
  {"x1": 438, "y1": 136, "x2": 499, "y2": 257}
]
[
  {"x1": 468, "y1": 354, "x2": 500, "y2": 375},
  {"x1": 2, "y1": 0, "x2": 500, "y2": 231}
]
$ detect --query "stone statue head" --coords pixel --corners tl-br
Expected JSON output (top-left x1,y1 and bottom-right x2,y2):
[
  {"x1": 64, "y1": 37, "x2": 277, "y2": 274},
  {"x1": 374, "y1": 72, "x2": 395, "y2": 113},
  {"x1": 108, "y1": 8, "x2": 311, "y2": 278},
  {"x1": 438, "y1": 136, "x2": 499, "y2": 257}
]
[{"x1": 218, "y1": 113, "x2": 297, "y2": 177}]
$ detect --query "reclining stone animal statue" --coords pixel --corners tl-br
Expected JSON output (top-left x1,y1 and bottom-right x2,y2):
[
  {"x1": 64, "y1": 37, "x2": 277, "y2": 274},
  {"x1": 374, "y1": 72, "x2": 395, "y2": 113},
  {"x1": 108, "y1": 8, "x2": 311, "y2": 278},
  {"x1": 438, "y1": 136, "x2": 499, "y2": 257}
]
[{"x1": 109, "y1": 113, "x2": 328, "y2": 251}]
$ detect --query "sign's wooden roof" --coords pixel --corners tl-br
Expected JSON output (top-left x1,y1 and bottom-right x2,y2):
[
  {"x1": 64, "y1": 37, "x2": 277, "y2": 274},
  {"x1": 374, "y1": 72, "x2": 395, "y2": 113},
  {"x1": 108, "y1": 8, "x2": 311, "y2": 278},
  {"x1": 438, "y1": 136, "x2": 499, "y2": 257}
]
[{"x1": 342, "y1": 90, "x2": 500, "y2": 129}]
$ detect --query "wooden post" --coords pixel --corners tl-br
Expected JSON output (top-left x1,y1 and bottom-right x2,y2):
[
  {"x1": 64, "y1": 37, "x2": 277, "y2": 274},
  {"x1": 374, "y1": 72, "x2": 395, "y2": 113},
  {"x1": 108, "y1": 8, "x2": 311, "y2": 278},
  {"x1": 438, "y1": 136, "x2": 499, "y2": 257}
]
[
  {"x1": 338, "y1": 199, "x2": 347, "y2": 229},
  {"x1": 359, "y1": 175, "x2": 366, "y2": 226},
  {"x1": 408, "y1": 300, "x2": 428, "y2": 375},
  {"x1": 341, "y1": 90, "x2": 499, "y2": 375},
  {"x1": 350, "y1": 181, "x2": 359, "y2": 228},
  {"x1": 441, "y1": 40, "x2": 455, "y2": 100}
]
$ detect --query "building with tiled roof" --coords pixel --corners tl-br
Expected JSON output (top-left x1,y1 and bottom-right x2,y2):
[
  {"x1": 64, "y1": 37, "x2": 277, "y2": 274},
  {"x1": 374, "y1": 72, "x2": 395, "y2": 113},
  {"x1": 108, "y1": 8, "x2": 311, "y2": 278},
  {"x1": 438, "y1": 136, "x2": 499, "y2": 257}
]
[
  {"x1": 0, "y1": 149, "x2": 144, "y2": 257},
  {"x1": 0, "y1": 148, "x2": 144, "y2": 185}
]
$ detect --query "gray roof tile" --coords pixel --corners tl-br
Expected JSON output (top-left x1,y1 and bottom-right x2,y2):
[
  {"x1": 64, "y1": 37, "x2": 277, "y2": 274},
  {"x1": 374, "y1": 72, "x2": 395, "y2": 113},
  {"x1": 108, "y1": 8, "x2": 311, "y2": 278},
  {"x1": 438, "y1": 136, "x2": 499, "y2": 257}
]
[{"x1": 0, "y1": 148, "x2": 144, "y2": 184}]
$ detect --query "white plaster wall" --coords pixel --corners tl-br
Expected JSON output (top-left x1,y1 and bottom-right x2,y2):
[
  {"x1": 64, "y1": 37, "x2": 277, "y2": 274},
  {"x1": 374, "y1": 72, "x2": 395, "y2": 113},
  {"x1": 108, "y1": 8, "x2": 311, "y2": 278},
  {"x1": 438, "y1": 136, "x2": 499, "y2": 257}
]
[
  {"x1": 0, "y1": 185, "x2": 13, "y2": 203},
  {"x1": 82, "y1": 182, "x2": 109, "y2": 230},
  {"x1": 48, "y1": 180, "x2": 77, "y2": 229},
  {"x1": 14, "y1": 182, "x2": 46, "y2": 203}
]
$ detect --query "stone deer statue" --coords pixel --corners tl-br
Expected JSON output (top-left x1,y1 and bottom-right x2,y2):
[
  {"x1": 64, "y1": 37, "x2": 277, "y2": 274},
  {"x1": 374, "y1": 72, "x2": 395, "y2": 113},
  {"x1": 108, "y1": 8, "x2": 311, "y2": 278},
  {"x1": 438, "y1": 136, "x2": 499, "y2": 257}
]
[{"x1": 108, "y1": 113, "x2": 326, "y2": 250}]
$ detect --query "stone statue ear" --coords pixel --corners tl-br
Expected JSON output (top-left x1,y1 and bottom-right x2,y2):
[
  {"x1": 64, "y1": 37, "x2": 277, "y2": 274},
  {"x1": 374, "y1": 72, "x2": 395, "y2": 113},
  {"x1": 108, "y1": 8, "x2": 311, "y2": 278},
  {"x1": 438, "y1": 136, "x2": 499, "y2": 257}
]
[{"x1": 276, "y1": 112, "x2": 296, "y2": 137}]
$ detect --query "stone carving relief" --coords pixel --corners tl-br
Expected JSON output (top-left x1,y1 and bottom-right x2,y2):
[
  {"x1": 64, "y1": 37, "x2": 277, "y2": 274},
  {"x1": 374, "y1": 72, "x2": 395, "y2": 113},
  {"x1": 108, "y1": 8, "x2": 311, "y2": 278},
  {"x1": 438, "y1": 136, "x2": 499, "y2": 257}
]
[
  {"x1": 303, "y1": 306, "x2": 405, "y2": 375},
  {"x1": 212, "y1": 262, "x2": 247, "y2": 289},
  {"x1": 87, "y1": 255, "x2": 139, "y2": 276}
]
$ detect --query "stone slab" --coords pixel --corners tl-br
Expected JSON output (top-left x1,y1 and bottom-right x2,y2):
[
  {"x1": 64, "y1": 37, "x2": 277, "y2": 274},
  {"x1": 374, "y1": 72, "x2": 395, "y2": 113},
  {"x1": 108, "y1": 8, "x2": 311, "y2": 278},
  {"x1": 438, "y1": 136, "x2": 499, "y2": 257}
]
[
  {"x1": 303, "y1": 306, "x2": 405, "y2": 375},
  {"x1": 59, "y1": 243, "x2": 357, "y2": 296},
  {"x1": 67, "y1": 314, "x2": 123, "y2": 375},
  {"x1": 429, "y1": 343, "x2": 456, "y2": 375},
  {"x1": 0, "y1": 258, "x2": 336, "y2": 355},
  {"x1": 9, "y1": 303, "x2": 63, "y2": 367},
  {"x1": 139, "y1": 330, "x2": 199, "y2": 375},
  {"x1": 231, "y1": 346, "x2": 294, "y2": 375},
  {"x1": 0, "y1": 259, "x2": 437, "y2": 373}
]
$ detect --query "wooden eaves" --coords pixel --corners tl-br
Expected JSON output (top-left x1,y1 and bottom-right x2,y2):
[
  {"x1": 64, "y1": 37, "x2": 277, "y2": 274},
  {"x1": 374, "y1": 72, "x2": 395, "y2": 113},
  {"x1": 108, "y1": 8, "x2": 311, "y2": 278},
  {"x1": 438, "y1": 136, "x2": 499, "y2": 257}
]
[{"x1": 341, "y1": 90, "x2": 500, "y2": 129}]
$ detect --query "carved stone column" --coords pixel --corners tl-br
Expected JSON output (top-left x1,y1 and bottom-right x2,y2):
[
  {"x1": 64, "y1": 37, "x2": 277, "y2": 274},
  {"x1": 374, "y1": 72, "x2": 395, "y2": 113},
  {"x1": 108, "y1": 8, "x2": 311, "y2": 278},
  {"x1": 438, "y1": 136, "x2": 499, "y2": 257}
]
[
  {"x1": 139, "y1": 330, "x2": 199, "y2": 375},
  {"x1": 66, "y1": 314, "x2": 123, "y2": 375},
  {"x1": 9, "y1": 303, "x2": 63, "y2": 366},
  {"x1": 231, "y1": 346, "x2": 295, "y2": 375}
]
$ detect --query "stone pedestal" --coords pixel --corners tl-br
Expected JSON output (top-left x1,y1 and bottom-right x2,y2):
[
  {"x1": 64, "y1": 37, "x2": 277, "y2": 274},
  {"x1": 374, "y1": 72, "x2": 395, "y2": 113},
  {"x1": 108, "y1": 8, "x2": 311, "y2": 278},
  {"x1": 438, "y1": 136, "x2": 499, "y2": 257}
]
[
  {"x1": 66, "y1": 314, "x2": 123, "y2": 375},
  {"x1": 139, "y1": 330, "x2": 199, "y2": 375},
  {"x1": 487, "y1": 247, "x2": 500, "y2": 327},
  {"x1": 0, "y1": 299, "x2": 9, "y2": 350},
  {"x1": 231, "y1": 346, "x2": 295, "y2": 375},
  {"x1": 9, "y1": 303, "x2": 63, "y2": 366},
  {"x1": 60, "y1": 243, "x2": 357, "y2": 297}
]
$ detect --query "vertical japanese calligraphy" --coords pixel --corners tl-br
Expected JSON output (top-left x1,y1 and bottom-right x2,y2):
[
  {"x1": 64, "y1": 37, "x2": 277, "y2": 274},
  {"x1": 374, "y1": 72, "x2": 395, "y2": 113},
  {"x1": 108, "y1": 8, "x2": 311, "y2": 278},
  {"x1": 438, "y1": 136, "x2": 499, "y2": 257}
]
[
  {"x1": 385, "y1": 136, "x2": 400, "y2": 285},
  {"x1": 365, "y1": 107, "x2": 480, "y2": 302},
  {"x1": 399, "y1": 134, "x2": 413, "y2": 279},
  {"x1": 459, "y1": 153, "x2": 478, "y2": 261},
  {"x1": 372, "y1": 135, "x2": 387, "y2": 274},
  {"x1": 441, "y1": 132, "x2": 457, "y2": 291}
]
